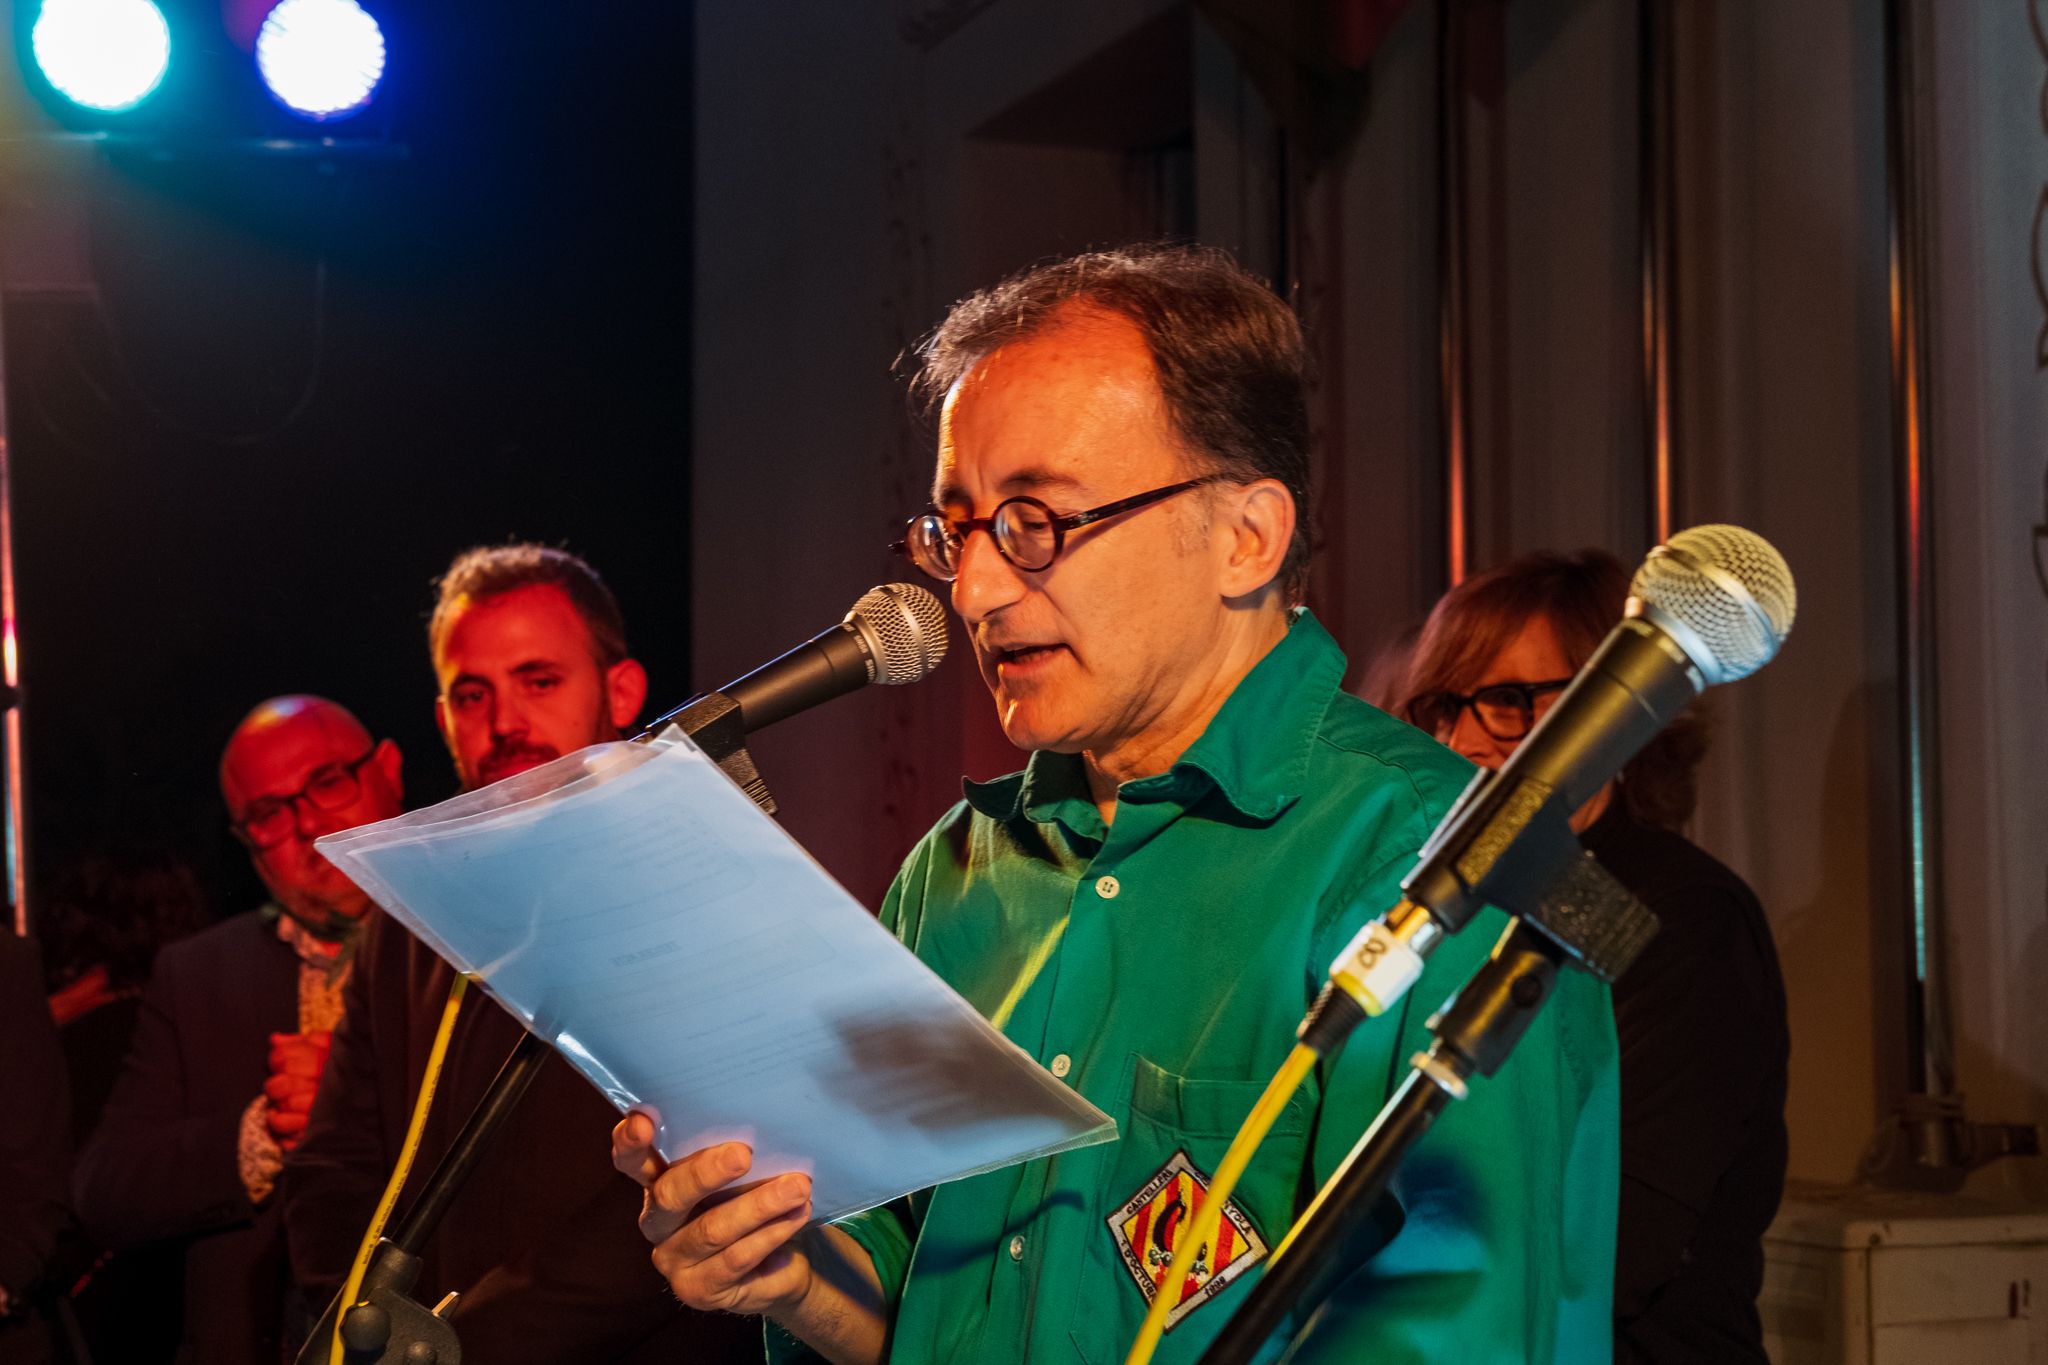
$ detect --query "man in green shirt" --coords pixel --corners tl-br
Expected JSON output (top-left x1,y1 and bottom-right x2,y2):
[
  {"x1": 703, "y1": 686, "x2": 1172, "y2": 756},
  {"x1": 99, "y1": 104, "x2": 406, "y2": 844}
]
[{"x1": 613, "y1": 244, "x2": 1619, "y2": 1363}]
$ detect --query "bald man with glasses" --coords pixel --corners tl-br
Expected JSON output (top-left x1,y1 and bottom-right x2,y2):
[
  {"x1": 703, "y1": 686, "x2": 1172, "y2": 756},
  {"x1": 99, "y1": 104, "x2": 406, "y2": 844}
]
[{"x1": 74, "y1": 695, "x2": 403, "y2": 1365}]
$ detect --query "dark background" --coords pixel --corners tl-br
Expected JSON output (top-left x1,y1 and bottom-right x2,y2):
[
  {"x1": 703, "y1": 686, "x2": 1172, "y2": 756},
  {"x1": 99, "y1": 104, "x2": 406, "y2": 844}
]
[{"x1": 1, "y1": 0, "x2": 696, "y2": 914}]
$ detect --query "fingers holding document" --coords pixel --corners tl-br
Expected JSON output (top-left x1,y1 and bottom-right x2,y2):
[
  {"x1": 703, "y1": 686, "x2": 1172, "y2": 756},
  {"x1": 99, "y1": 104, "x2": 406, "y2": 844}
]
[
  {"x1": 611, "y1": 1112, "x2": 892, "y2": 1364},
  {"x1": 612, "y1": 1113, "x2": 814, "y2": 1314}
]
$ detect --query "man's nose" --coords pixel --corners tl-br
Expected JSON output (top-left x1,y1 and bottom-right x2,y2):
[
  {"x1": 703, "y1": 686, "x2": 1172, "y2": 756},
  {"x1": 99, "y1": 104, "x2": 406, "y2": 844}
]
[
  {"x1": 292, "y1": 794, "x2": 342, "y2": 842},
  {"x1": 950, "y1": 526, "x2": 1027, "y2": 625},
  {"x1": 488, "y1": 692, "x2": 529, "y2": 738}
]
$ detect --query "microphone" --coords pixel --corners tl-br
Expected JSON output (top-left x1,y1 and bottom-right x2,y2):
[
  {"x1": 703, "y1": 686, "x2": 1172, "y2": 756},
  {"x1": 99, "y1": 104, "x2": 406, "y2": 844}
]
[
  {"x1": 644, "y1": 582, "x2": 950, "y2": 738},
  {"x1": 636, "y1": 583, "x2": 948, "y2": 813},
  {"x1": 1314, "y1": 525, "x2": 1795, "y2": 1034},
  {"x1": 726, "y1": 582, "x2": 949, "y2": 729}
]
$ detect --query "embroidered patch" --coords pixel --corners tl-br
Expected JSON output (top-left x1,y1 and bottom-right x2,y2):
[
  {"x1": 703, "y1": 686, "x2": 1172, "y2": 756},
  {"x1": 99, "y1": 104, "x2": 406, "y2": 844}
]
[{"x1": 1105, "y1": 1148, "x2": 1269, "y2": 1331}]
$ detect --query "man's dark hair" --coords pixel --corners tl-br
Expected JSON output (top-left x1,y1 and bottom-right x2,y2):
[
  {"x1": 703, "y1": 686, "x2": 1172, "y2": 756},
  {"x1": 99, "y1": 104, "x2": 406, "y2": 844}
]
[
  {"x1": 1398, "y1": 548, "x2": 1710, "y2": 831},
  {"x1": 916, "y1": 243, "x2": 1314, "y2": 602},
  {"x1": 429, "y1": 543, "x2": 628, "y2": 670}
]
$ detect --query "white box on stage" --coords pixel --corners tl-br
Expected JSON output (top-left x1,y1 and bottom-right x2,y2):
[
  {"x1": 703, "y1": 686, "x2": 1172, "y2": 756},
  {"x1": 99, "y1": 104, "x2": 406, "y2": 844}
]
[{"x1": 1760, "y1": 1181, "x2": 2048, "y2": 1364}]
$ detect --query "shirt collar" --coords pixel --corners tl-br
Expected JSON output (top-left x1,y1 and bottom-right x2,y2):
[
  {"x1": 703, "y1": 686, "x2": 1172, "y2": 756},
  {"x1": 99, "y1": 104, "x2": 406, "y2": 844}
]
[
  {"x1": 961, "y1": 609, "x2": 1348, "y2": 827},
  {"x1": 961, "y1": 748, "x2": 1098, "y2": 837}
]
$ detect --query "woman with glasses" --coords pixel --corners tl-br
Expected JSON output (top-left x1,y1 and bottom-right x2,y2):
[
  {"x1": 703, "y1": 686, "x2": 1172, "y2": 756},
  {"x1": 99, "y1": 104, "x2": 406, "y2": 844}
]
[{"x1": 1396, "y1": 548, "x2": 1789, "y2": 1365}]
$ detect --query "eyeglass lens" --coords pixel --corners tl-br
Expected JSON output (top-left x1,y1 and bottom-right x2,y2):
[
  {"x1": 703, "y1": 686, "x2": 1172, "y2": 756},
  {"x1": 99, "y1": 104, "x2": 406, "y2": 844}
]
[
  {"x1": 907, "y1": 516, "x2": 956, "y2": 580},
  {"x1": 239, "y1": 763, "x2": 365, "y2": 847},
  {"x1": 1468, "y1": 685, "x2": 1542, "y2": 739},
  {"x1": 1412, "y1": 684, "x2": 1553, "y2": 742},
  {"x1": 909, "y1": 497, "x2": 1062, "y2": 581},
  {"x1": 994, "y1": 499, "x2": 1057, "y2": 569}
]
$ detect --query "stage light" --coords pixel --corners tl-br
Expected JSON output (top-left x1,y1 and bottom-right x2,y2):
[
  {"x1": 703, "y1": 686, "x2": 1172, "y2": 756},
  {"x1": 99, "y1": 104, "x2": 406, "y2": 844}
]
[
  {"x1": 29, "y1": 0, "x2": 172, "y2": 113},
  {"x1": 255, "y1": 0, "x2": 385, "y2": 121}
]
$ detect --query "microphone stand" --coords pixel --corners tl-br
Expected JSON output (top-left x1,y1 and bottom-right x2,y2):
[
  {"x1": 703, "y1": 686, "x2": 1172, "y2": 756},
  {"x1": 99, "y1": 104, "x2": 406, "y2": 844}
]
[
  {"x1": 1195, "y1": 917, "x2": 1570, "y2": 1365},
  {"x1": 296, "y1": 690, "x2": 772, "y2": 1365}
]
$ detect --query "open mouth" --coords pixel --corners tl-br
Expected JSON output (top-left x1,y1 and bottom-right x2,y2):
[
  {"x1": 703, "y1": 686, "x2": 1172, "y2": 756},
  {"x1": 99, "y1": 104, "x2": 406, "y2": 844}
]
[{"x1": 990, "y1": 643, "x2": 1067, "y2": 672}]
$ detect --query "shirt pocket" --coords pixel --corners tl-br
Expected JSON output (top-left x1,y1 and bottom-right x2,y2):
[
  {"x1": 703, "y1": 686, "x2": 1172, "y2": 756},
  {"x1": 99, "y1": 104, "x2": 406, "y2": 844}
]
[{"x1": 1068, "y1": 1052, "x2": 1313, "y2": 1365}]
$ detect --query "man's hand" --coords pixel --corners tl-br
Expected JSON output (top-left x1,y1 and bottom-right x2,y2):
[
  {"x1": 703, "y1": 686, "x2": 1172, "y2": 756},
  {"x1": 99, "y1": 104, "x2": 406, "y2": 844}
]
[
  {"x1": 612, "y1": 1113, "x2": 888, "y2": 1365},
  {"x1": 611, "y1": 1113, "x2": 816, "y2": 1315},
  {"x1": 264, "y1": 1030, "x2": 331, "y2": 1150}
]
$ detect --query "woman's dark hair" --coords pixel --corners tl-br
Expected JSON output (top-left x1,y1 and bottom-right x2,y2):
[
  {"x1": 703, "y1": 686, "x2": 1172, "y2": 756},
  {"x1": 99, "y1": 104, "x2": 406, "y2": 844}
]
[
  {"x1": 41, "y1": 848, "x2": 209, "y2": 993},
  {"x1": 916, "y1": 243, "x2": 1314, "y2": 603},
  {"x1": 1398, "y1": 548, "x2": 1710, "y2": 831}
]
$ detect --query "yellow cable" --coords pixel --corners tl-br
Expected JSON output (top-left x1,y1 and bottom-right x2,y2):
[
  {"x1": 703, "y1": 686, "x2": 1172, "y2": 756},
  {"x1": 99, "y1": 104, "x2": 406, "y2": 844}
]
[
  {"x1": 329, "y1": 973, "x2": 469, "y2": 1365},
  {"x1": 1121, "y1": 1041, "x2": 1319, "y2": 1365}
]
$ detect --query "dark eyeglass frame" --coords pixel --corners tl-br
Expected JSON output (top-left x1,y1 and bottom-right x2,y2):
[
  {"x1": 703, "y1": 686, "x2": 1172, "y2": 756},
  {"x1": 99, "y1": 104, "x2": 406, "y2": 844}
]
[
  {"x1": 1405, "y1": 678, "x2": 1575, "y2": 742},
  {"x1": 230, "y1": 747, "x2": 380, "y2": 850},
  {"x1": 891, "y1": 475, "x2": 1223, "y2": 582}
]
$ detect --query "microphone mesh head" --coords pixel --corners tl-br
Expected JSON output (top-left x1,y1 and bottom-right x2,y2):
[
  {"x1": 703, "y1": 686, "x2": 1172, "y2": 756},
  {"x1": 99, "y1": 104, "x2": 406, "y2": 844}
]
[
  {"x1": 1630, "y1": 524, "x2": 1796, "y2": 684},
  {"x1": 847, "y1": 583, "x2": 949, "y2": 685}
]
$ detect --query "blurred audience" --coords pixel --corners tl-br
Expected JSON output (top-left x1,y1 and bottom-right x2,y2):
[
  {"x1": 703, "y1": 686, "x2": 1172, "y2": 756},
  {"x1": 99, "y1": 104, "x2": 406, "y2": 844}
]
[
  {"x1": 42, "y1": 849, "x2": 209, "y2": 1144},
  {"x1": 1398, "y1": 548, "x2": 1789, "y2": 1365},
  {"x1": 39, "y1": 848, "x2": 208, "y2": 1363},
  {"x1": 74, "y1": 696, "x2": 402, "y2": 1365}
]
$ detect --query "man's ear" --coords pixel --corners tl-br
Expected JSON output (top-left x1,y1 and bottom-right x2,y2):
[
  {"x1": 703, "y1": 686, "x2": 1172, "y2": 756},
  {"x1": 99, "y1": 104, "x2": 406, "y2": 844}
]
[
  {"x1": 1216, "y1": 477, "x2": 1296, "y2": 600},
  {"x1": 373, "y1": 737, "x2": 404, "y2": 802},
  {"x1": 606, "y1": 658, "x2": 650, "y2": 731},
  {"x1": 433, "y1": 695, "x2": 455, "y2": 755}
]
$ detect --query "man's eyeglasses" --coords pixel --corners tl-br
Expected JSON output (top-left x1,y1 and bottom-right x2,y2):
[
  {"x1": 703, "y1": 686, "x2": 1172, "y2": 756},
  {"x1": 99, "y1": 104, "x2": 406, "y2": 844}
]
[
  {"x1": 231, "y1": 749, "x2": 379, "y2": 850},
  {"x1": 1405, "y1": 679, "x2": 1575, "y2": 743},
  {"x1": 892, "y1": 476, "x2": 1223, "y2": 583}
]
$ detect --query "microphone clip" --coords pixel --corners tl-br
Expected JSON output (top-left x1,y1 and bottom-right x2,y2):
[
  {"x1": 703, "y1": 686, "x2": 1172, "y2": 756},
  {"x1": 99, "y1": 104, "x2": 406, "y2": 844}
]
[
  {"x1": 1403, "y1": 767, "x2": 1657, "y2": 982},
  {"x1": 636, "y1": 691, "x2": 778, "y2": 815}
]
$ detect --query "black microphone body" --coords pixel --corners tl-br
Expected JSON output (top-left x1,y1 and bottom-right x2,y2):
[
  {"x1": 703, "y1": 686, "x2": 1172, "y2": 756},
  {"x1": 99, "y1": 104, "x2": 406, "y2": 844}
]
[
  {"x1": 722, "y1": 621, "x2": 881, "y2": 733},
  {"x1": 1485, "y1": 614, "x2": 1702, "y2": 812},
  {"x1": 640, "y1": 581, "x2": 948, "y2": 743},
  {"x1": 1404, "y1": 613, "x2": 1704, "y2": 934}
]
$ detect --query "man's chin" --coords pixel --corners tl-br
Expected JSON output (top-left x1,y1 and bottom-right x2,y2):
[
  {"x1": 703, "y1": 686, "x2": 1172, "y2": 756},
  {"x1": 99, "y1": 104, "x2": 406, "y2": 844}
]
[
  {"x1": 994, "y1": 703, "x2": 1088, "y2": 756},
  {"x1": 279, "y1": 895, "x2": 370, "y2": 940}
]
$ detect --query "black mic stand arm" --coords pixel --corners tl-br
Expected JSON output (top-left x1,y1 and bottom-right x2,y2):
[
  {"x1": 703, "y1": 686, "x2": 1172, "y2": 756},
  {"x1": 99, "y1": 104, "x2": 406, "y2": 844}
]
[{"x1": 297, "y1": 690, "x2": 771, "y2": 1365}]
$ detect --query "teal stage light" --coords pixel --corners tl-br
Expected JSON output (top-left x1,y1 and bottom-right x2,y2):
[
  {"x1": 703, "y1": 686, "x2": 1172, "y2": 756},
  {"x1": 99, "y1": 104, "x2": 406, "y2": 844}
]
[{"x1": 30, "y1": 0, "x2": 172, "y2": 113}]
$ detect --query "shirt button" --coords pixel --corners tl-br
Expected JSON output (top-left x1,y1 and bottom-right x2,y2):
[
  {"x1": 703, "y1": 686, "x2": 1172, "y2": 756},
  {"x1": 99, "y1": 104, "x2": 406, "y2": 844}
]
[
  {"x1": 1009, "y1": 1235, "x2": 1026, "y2": 1261},
  {"x1": 1050, "y1": 1054, "x2": 1072, "y2": 1079},
  {"x1": 1095, "y1": 874, "x2": 1121, "y2": 899}
]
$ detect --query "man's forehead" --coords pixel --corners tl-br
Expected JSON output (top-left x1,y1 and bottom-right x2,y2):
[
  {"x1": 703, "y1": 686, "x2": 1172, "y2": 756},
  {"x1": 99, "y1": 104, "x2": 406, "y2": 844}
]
[
  {"x1": 435, "y1": 584, "x2": 597, "y2": 677},
  {"x1": 931, "y1": 461, "x2": 1090, "y2": 507},
  {"x1": 931, "y1": 323, "x2": 1170, "y2": 506},
  {"x1": 222, "y1": 708, "x2": 367, "y2": 801}
]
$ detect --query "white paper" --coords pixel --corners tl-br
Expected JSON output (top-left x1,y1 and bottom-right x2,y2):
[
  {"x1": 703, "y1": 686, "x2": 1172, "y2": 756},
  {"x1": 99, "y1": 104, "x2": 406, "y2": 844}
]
[{"x1": 315, "y1": 731, "x2": 1115, "y2": 1222}]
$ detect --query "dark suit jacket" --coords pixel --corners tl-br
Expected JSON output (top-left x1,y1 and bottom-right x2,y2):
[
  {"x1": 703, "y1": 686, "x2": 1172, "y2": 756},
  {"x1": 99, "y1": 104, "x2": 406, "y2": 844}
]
[{"x1": 74, "y1": 911, "x2": 299, "y2": 1365}]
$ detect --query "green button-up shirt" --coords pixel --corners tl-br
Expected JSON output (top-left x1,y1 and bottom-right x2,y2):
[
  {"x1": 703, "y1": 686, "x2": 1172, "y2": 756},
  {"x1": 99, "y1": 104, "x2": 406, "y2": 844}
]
[{"x1": 774, "y1": 611, "x2": 1617, "y2": 1363}]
